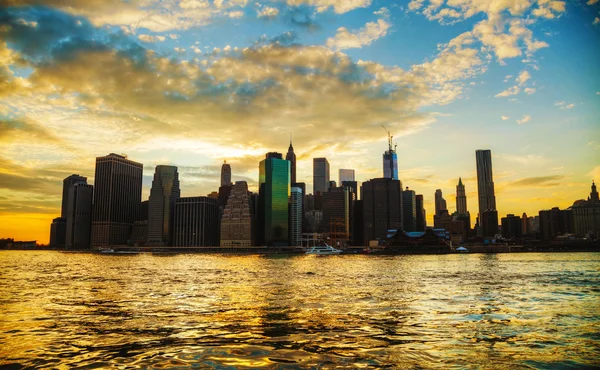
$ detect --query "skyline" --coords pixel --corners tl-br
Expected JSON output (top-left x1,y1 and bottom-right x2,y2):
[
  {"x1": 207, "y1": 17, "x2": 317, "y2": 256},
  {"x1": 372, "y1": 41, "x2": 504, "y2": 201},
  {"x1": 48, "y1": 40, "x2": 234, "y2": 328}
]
[{"x1": 1, "y1": 0, "x2": 599, "y2": 244}]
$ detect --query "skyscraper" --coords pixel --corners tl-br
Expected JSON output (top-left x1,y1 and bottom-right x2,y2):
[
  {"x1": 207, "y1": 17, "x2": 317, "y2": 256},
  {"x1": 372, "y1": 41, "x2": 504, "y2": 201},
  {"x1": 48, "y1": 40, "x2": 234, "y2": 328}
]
[
  {"x1": 286, "y1": 137, "x2": 296, "y2": 184},
  {"x1": 322, "y1": 186, "x2": 350, "y2": 245},
  {"x1": 402, "y1": 187, "x2": 417, "y2": 232},
  {"x1": 91, "y1": 153, "x2": 143, "y2": 247},
  {"x1": 339, "y1": 169, "x2": 355, "y2": 184},
  {"x1": 259, "y1": 152, "x2": 290, "y2": 246},
  {"x1": 434, "y1": 189, "x2": 447, "y2": 217},
  {"x1": 456, "y1": 178, "x2": 467, "y2": 215},
  {"x1": 362, "y1": 178, "x2": 403, "y2": 245},
  {"x1": 313, "y1": 158, "x2": 330, "y2": 194},
  {"x1": 62, "y1": 174, "x2": 87, "y2": 218},
  {"x1": 221, "y1": 160, "x2": 232, "y2": 187},
  {"x1": 415, "y1": 194, "x2": 426, "y2": 231},
  {"x1": 289, "y1": 187, "x2": 303, "y2": 246},
  {"x1": 382, "y1": 130, "x2": 398, "y2": 180},
  {"x1": 476, "y1": 149, "x2": 497, "y2": 223},
  {"x1": 65, "y1": 181, "x2": 93, "y2": 249},
  {"x1": 221, "y1": 181, "x2": 255, "y2": 247},
  {"x1": 148, "y1": 165, "x2": 180, "y2": 246},
  {"x1": 173, "y1": 197, "x2": 220, "y2": 246}
]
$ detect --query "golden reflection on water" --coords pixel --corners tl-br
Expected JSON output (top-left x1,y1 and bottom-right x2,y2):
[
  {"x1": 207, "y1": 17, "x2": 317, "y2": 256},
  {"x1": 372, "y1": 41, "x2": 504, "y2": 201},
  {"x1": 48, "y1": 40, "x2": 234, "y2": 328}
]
[{"x1": 0, "y1": 251, "x2": 599, "y2": 369}]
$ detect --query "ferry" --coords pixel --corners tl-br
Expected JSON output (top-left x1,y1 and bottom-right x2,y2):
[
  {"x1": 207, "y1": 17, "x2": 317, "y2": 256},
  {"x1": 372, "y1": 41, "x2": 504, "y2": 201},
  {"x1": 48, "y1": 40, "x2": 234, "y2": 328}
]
[{"x1": 305, "y1": 244, "x2": 343, "y2": 255}]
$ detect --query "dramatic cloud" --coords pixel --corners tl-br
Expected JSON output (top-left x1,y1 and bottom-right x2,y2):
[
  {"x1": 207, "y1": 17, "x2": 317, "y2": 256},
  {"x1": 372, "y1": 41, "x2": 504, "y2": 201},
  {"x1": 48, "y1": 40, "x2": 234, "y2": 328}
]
[
  {"x1": 517, "y1": 115, "x2": 531, "y2": 124},
  {"x1": 326, "y1": 19, "x2": 391, "y2": 50}
]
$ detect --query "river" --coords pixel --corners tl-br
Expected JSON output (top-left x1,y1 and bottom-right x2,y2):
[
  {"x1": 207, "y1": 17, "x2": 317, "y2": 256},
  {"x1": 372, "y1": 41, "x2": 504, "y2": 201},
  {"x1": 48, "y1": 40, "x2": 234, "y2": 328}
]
[{"x1": 0, "y1": 251, "x2": 599, "y2": 368}]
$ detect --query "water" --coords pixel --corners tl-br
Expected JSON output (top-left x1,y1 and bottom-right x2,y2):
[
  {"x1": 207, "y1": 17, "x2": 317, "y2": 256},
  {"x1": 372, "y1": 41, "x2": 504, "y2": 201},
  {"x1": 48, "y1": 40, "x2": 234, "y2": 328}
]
[{"x1": 1, "y1": 251, "x2": 599, "y2": 369}]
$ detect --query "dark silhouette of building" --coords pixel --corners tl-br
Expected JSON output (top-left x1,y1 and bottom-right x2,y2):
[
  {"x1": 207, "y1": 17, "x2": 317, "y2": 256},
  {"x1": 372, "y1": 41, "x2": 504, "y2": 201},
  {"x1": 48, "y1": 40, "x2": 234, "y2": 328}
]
[
  {"x1": 476, "y1": 150, "x2": 497, "y2": 235},
  {"x1": 221, "y1": 181, "x2": 255, "y2": 247},
  {"x1": 220, "y1": 160, "x2": 232, "y2": 187},
  {"x1": 569, "y1": 181, "x2": 600, "y2": 239},
  {"x1": 402, "y1": 187, "x2": 417, "y2": 232},
  {"x1": 434, "y1": 189, "x2": 447, "y2": 218},
  {"x1": 173, "y1": 196, "x2": 220, "y2": 246},
  {"x1": 65, "y1": 182, "x2": 93, "y2": 249},
  {"x1": 341, "y1": 181, "x2": 358, "y2": 198},
  {"x1": 313, "y1": 158, "x2": 330, "y2": 195},
  {"x1": 339, "y1": 169, "x2": 355, "y2": 184},
  {"x1": 501, "y1": 214, "x2": 522, "y2": 239},
  {"x1": 289, "y1": 186, "x2": 303, "y2": 246},
  {"x1": 259, "y1": 152, "x2": 290, "y2": 246},
  {"x1": 148, "y1": 165, "x2": 180, "y2": 246},
  {"x1": 352, "y1": 200, "x2": 364, "y2": 245},
  {"x1": 481, "y1": 209, "x2": 499, "y2": 237},
  {"x1": 49, "y1": 217, "x2": 66, "y2": 248},
  {"x1": 522, "y1": 213, "x2": 529, "y2": 235},
  {"x1": 322, "y1": 186, "x2": 350, "y2": 246},
  {"x1": 382, "y1": 129, "x2": 398, "y2": 180},
  {"x1": 362, "y1": 178, "x2": 403, "y2": 245},
  {"x1": 62, "y1": 175, "x2": 87, "y2": 218},
  {"x1": 286, "y1": 137, "x2": 296, "y2": 184},
  {"x1": 416, "y1": 194, "x2": 426, "y2": 231},
  {"x1": 91, "y1": 153, "x2": 143, "y2": 247},
  {"x1": 539, "y1": 207, "x2": 573, "y2": 241}
]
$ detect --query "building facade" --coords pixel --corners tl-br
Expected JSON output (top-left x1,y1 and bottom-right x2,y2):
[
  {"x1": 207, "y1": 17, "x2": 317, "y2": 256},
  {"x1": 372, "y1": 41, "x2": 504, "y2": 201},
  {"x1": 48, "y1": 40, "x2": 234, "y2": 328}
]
[
  {"x1": 570, "y1": 181, "x2": 600, "y2": 239},
  {"x1": 259, "y1": 152, "x2": 290, "y2": 246},
  {"x1": 456, "y1": 178, "x2": 467, "y2": 215},
  {"x1": 220, "y1": 181, "x2": 255, "y2": 247},
  {"x1": 289, "y1": 187, "x2": 303, "y2": 246},
  {"x1": 339, "y1": 169, "x2": 355, "y2": 184},
  {"x1": 539, "y1": 207, "x2": 573, "y2": 240},
  {"x1": 313, "y1": 158, "x2": 330, "y2": 195},
  {"x1": 286, "y1": 139, "x2": 297, "y2": 184},
  {"x1": 415, "y1": 194, "x2": 426, "y2": 232},
  {"x1": 476, "y1": 150, "x2": 497, "y2": 233},
  {"x1": 91, "y1": 153, "x2": 143, "y2": 247},
  {"x1": 501, "y1": 214, "x2": 522, "y2": 239},
  {"x1": 322, "y1": 186, "x2": 350, "y2": 245},
  {"x1": 65, "y1": 182, "x2": 93, "y2": 249},
  {"x1": 402, "y1": 187, "x2": 417, "y2": 232},
  {"x1": 435, "y1": 189, "x2": 447, "y2": 217},
  {"x1": 220, "y1": 161, "x2": 232, "y2": 187},
  {"x1": 62, "y1": 174, "x2": 87, "y2": 218},
  {"x1": 173, "y1": 197, "x2": 220, "y2": 246},
  {"x1": 383, "y1": 151, "x2": 398, "y2": 180},
  {"x1": 362, "y1": 178, "x2": 403, "y2": 245},
  {"x1": 49, "y1": 217, "x2": 66, "y2": 248},
  {"x1": 148, "y1": 165, "x2": 180, "y2": 246},
  {"x1": 481, "y1": 209, "x2": 499, "y2": 238}
]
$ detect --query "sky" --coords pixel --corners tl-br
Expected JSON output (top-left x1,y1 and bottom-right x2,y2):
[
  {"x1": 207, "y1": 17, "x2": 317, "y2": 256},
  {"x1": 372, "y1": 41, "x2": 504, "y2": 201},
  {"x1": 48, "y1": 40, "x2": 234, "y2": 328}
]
[{"x1": 1, "y1": 0, "x2": 599, "y2": 244}]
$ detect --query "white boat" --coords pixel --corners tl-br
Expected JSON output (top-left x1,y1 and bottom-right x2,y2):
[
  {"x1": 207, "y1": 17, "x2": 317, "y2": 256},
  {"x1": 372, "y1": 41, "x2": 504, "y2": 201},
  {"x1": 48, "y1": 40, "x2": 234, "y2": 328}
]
[{"x1": 305, "y1": 244, "x2": 343, "y2": 255}]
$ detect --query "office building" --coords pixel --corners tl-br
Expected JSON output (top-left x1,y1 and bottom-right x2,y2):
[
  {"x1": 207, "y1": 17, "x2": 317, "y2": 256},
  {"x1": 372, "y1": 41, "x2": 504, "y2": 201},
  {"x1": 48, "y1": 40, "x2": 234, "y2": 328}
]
[
  {"x1": 286, "y1": 138, "x2": 296, "y2": 184},
  {"x1": 148, "y1": 165, "x2": 180, "y2": 246},
  {"x1": 221, "y1": 181, "x2": 255, "y2": 247},
  {"x1": 173, "y1": 197, "x2": 220, "y2": 246},
  {"x1": 221, "y1": 160, "x2": 232, "y2": 187},
  {"x1": 49, "y1": 217, "x2": 66, "y2": 248},
  {"x1": 522, "y1": 213, "x2": 529, "y2": 235},
  {"x1": 539, "y1": 207, "x2": 573, "y2": 240},
  {"x1": 570, "y1": 181, "x2": 600, "y2": 238},
  {"x1": 61, "y1": 174, "x2": 87, "y2": 218},
  {"x1": 481, "y1": 209, "x2": 499, "y2": 238},
  {"x1": 435, "y1": 189, "x2": 447, "y2": 217},
  {"x1": 362, "y1": 178, "x2": 403, "y2": 245},
  {"x1": 501, "y1": 214, "x2": 522, "y2": 239},
  {"x1": 456, "y1": 178, "x2": 467, "y2": 215},
  {"x1": 289, "y1": 187, "x2": 303, "y2": 246},
  {"x1": 416, "y1": 194, "x2": 426, "y2": 231},
  {"x1": 476, "y1": 150, "x2": 497, "y2": 231},
  {"x1": 382, "y1": 131, "x2": 398, "y2": 180},
  {"x1": 91, "y1": 153, "x2": 143, "y2": 247},
  {"x1": 339, "y1": 169, "x2": 355, "y2": 184},
  {"x1": 322, "y1": 186, "x2": 350, "y2": 245},
  {"x1": 313, "y1": 158, "x2": 330, "y2": 194},
  {"x1": 65, "y1": 182, "x2": 93, "y2": 249},
  {"x1": 259, "y1": 152, "x2": 290, "y2": 246},
  {"x1": 402, "y1": 187, "x2": 417, "y2": 232},
  {"x1": 341, "y1": 180, "x2": 358, "y2": 198}
]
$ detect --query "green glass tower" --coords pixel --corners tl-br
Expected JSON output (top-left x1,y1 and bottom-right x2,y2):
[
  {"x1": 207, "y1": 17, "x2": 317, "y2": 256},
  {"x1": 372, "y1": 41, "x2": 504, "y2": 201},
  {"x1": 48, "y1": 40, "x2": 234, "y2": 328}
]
[{"x1": 259, "y1": 152, "x2": 290, "y2": 246}]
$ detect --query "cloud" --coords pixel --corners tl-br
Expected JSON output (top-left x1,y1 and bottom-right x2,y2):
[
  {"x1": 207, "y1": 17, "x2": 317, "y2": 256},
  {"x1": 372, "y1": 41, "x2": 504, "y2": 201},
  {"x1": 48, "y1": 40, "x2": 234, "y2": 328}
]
[
  {"x1": 594, "y1": 18, "x2": 600, "y2": 25},
  {"x1": 555, "y1": 101, "x2": 574, "y2": 109},
  {"x1": 589, "y1": 0, "x2": 599, "y2": 5},
  {"x1": 326, "y1": 19, "x2": 391, "y2": 50},
  {"x1": 496, "y1": 86, "x2": 520, "y2": 97},
  {"x1": 501, "y1": 116, "x2": 509, "y2": 120},
  {"x1": 373, "y1": 7, "x2": 391, "y2": 18},
  {"x1": 138, "y1": 34, "x2": 166, "y2": 43},
  {"x1": 257, "y1": 6, "x2": 279, "y2": 19},
  {"x1": 517, "y1": 115, "x2": 531, "y2": 124},
  {"x1": 517, "y1": 115, "x2": 532, "y2": 124},
  {"x1": 516, "y1": 70, "x2": 531, "y2": 85},
  {"x1": 509, "y1": 175, "x2": 564, "y2": 188},
  {"x1": 524, "y1": 87, "x2": 536, "y2": 94},
  {"x1": 286, "y1": 0, "x2": 372, "y2": 14},
  {"x1": 228, "y1": 10, "x2": 244, "y2": 18}
]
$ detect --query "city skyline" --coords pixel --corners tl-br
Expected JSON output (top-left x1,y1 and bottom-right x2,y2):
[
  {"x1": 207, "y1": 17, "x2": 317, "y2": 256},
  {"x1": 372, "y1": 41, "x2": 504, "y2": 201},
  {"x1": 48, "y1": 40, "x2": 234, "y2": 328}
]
[{"x1": 1, "y1": 1, "x2": 599, "y2": 243}]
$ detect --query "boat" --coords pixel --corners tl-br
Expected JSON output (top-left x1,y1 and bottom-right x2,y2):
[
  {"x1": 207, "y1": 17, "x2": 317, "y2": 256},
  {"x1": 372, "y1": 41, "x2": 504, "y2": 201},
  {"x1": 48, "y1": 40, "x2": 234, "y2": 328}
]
[{"x1": 305, "y1": 244, "x2": 343, "y2": 255}]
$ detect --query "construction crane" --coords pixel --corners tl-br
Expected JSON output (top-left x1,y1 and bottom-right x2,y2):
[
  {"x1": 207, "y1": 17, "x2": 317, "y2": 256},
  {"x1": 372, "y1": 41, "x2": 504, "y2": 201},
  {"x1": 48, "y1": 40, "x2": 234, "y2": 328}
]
[{"x1": 381, "y1": 125, "x2": 397, "y2": 153}]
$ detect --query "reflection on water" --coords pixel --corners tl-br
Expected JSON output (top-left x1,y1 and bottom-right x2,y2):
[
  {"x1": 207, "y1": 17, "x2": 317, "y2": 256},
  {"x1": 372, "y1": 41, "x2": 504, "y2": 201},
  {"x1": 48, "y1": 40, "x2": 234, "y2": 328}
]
[{"x1": 1, "y1": 251, "x2": 599, "y2": 368}]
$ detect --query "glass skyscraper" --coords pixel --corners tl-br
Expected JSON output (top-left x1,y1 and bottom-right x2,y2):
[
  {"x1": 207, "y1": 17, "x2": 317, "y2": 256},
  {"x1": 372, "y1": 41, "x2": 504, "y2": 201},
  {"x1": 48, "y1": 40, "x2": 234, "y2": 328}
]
[
  {"x1": 259, "y1": 152, "x2": 290, "y2": 246},
  {"x1": 313, "y1": 158, "x2": 330, "y2": 194},
  {"x1": 383, "y1": 150, "x2": 398, "y2": 180}
]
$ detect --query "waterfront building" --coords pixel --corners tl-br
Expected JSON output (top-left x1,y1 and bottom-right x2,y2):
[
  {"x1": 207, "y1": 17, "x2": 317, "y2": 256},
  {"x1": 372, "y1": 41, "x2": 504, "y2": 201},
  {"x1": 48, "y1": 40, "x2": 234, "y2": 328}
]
[
  {"x1": 501, "y1": 214, "x2": 522, "y2": 239},
  {"x1": 140, "y1": 200, "x2": 149, "y2": 222},
  {"x1": 286, "y1": 138, "x2": 296, "y2": 184},
  {"x1": 130, "y1": 221, "x2": 148, "y2": 246},
  {"x1": 569, "y1": 181, "x2": 600, "y2": 239},
  {"x1": 65, "y1": 182, "x2": 93, "y2": 249},
  {"x1": 62, "y1": 174, "x2": 87, "y2": 218},
  {"x1": 173, "y1": 197, "x2": 220, "y2": 246},
  {"x1": 322, "y1": 186, "x2": 350, "y2": 246},
  {"x1": 339, "y1": 169, "x2": 355, "y2": 184},
  {"x1": 476, "y1": 150, "x2": 497, "y2": 235},
  {"x1": 313, "y1": 158, "x2": 330, "y2": 194},
  {"x1": 352, "y1": 200, "x2": 364, "y2": 245},
  {"x1": 221, "y1": 181, "x2": 255, "y2": 247},
  {"x1": 522, "y1": 213, "x2": 529, "y2": 235},
  {"x1": 416, "y1": 194, "x2": 426, "y2": 231},
  {"x1": 539, "y1": 207, "x2": 573, "y2": 240},
  {"x1": 259, "y1": 152, "x2": 290, "y2": 246},
  {"x1": 289, "y1": 187, "x2": 303, "y2": 246},
  {"x1": 221, "y1": 160, "x2": 232, "y2": 187},
  {"x1": 362, "y1": 178, "x2": 403, "y2": 245},
  {"x1": 481, "y1": 209, "x2": 499, "y2": 237},
  {"x1": 402, "y1": 187, "x2": 417, "y2": 232},
  {"x1": 304, "y1": 209, "x2": 323, "y2": 233},
  {"x1": 49, "y1": 217, "x2": 66, "y2": 248},
  {"x1": 91, "y1": 153, "x2": 143, "y2": 247},
  {"x1": 148, "y1": 165, "x2": 180, "y2": 246}
]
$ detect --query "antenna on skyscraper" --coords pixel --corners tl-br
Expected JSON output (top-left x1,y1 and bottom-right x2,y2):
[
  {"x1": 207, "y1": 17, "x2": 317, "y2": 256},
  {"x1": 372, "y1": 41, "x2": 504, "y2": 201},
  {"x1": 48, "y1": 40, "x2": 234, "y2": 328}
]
[{"x1": 381, "y1": 125, "x2": 394, "y2": 152}]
